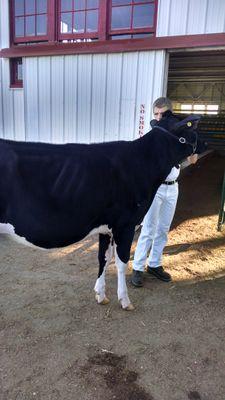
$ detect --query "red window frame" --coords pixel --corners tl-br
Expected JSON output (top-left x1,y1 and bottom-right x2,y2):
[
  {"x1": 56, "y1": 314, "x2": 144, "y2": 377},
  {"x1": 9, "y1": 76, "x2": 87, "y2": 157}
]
[
  {"x1": 9, "y1": 0, "x2": 157, "y2": 45},
  {"x1": 10, "y1": 0, "x2": 52, "y2": 44},
  {"x1": 58, "y1": 0, "x2": 101, "y2": 41},
  {"x1": 10, "y1": 57, "x2": 23, "y2": 88},
  {"x1": 108, "y1": 0, "x2": 157, "y2": 38}
]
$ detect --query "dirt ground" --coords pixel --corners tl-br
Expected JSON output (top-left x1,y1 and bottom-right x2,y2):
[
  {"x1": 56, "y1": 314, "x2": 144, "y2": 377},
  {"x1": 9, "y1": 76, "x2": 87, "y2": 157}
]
[{"x1": 0, "y1": 153, "x2": 225, "y2": 400}]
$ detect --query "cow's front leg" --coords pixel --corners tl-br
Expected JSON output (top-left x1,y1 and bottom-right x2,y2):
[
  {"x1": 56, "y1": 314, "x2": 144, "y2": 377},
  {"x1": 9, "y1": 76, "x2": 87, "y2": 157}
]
[
  {"x1": 115, "y1": 249, "x2": 134, "y2": 311},
  {"x1": 94, "y1": 234, "x2": 113, "y2": 305}
]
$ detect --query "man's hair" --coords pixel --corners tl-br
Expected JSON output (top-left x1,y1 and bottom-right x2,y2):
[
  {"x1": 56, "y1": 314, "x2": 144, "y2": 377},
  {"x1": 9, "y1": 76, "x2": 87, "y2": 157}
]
[{"x1": 153, "y1": 97, "x2": 173, "y2": 111}]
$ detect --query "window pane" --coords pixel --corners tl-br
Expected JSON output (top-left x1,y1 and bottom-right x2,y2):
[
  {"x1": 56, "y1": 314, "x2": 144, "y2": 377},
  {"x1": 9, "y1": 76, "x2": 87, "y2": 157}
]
[
  {"x1": 112, "y1": 0, "x2": 131, "y2": 4},
  {"x1": 87, "y1": 0, "x2": 99, "y2": 8},
  {"x1": 26, "y1": 16, "x2": 35, "y2": 35},
  {"x1": 74, "y1": 0, "x2": 85, "y2": 10},
  {"x1": 61, "y1": 0, "x2": 73, "y2": 11},
  {"x1": 133, "y1": 4, "x2": 154, "y2": 28},
  {"x1": 86, "y1": 10, "x2": 98, "y2": 31},
  {"x1": 61, "y1": 13, "x2": 73, "y2": 33},
  {"x1": 15, "y1": 0, "x2": 24, "y2": 16},
  {"x1": 15, "y1": 17, "x2": 24, "y2": 36},
  {"x1": 111, "y1": 6, "x2": 131, "y2": 29},
  {"x1": 37, "y1": 0, "x2": 47, "y2": 13},
  {"x1": 37, "y1": 14, "x2": 47, "y2": 34},
  {"x1": 74, "y1": 11, "x2": 85, "y2": 32},
  {"x1": 17, "y1": 62, "x2": 23, "y2": 80},
  {"x1": 111, "y1": 34, "x2": 132, "y2": 39},
  {"x1": 133, "y1": 0, "x2": 153, "y2": 2},
  {"x1": 25, "y1": 0, "x2": 35, "y2": 14}
]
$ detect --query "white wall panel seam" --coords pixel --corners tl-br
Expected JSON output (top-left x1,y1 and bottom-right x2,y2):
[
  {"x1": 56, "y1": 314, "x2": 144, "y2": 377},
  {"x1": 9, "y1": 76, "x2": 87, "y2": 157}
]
[
  {"x1": 0, "y1": 61, "x2": 4, "y2": 136},
  {"x1": 12, "y1": 89, "x2": 16, "y2": 139},
  {"x1": 103, "y1": 54, "x2": 108, "y2": 142},
  {"x1": 118, "y1": 53, "x2": 124, "y2": 141},
  {"x1": 62, "y1": 55, "x2": 65, "y2": 143},
  {"x1": 37, "y1": 58, "x2": 40, "y2": 141},
  {"x1": 23, "y1": 58, "x2": 28, "y2": 141},
  {"x1": 50, "y1": 57, "x2": 53, "y2": 143},
  {"x1": 133, "y1": 51, "x2": 140, "y2": 139},
  {"x1": 75, "y1": 56, "x2": 79, "y2": 143},
  {"x1": 89, "y1": 54, "x2": 93, "y2": 143},
  {"x1": 203, "y1": 0, "x2": 209, "y2": 34},
  {"x1": 184, "y1": 0, "x2": 191, "y2": 35}
]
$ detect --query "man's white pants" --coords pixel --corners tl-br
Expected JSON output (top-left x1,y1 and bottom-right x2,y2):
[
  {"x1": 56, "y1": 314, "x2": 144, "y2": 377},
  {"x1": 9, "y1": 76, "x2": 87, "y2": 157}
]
[{"x1": 133, "y1": 183, "x2": 179, "y2": 271}]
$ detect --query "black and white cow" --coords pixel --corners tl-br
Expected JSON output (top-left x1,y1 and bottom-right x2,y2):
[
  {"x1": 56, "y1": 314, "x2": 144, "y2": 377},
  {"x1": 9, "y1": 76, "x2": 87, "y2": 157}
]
[{"x1": 0, "y1": 111, "x2": 206, "y2": 310}]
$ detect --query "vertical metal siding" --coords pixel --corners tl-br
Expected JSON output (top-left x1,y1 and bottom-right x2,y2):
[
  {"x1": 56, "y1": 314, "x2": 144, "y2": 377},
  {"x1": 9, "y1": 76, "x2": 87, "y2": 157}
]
[
  {"x1": 38, "y1": 57, "x2": 51, "y2": 142},
  {"x1": 105, "y1": 53, "x2": 123, "y2": 141},
  {"x1": 51, "y1": 56, "x2": 64, "y2": 143},
  {"x1": 0, "y1": 0, "x2": 25, "y2": 141},
  {"x1": 77, "y1": 55, "x2": 92, "y2": 143},
  {"x1": 91, "y1": 54, "x2": 107, "y2": 143},
  {"x1": 24, "y1": 58, "x2": 39, "y2": 141},
  {"x1": 0, "y1": 0, "x2": 10, "y2": 49},
  {"x1": 2, "y1": 59, "x2": 15, "y2": 140},
  {"x1": 157, "y1": 0, "x2": 225, "y2": 36},
  {"x1": 64, "y1": 55, "x2": 78, "y2": 143},
  {"x1": 1, "y1": 50, "x2": 166, "y2": 143}
]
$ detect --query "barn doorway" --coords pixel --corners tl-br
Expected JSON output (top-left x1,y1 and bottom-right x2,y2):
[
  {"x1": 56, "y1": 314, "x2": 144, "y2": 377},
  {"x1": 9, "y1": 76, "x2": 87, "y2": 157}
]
[{"x1": 167, "y1": 49, "x2": 225, "y2": 154}]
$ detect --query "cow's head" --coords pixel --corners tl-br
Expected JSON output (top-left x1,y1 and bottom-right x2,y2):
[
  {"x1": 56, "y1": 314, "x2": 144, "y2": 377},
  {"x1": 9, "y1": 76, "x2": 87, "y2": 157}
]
[{"x1": 151, "y1": 110, "x2": 207, "y2": 155}]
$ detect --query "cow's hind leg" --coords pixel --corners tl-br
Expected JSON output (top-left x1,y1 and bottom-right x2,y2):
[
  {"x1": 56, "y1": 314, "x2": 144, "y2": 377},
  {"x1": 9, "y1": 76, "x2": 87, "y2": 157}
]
[
  {"x1": 114, "y1": 228, "x2": 135, "y2": 311},
  {"x1": 94, "y1": 233, "x2": 113, "y2": 305}
]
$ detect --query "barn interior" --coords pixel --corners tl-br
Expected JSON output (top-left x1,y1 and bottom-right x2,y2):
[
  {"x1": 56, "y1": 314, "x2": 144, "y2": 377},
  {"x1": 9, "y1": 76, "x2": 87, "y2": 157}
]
[{"x1": 167, "y1": 49, "x2": 225, "y2": 154}]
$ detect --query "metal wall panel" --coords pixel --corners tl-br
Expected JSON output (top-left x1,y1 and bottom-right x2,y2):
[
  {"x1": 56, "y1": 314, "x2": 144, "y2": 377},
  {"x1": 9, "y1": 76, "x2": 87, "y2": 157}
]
[
  {"x1": 157, "y1": 0, "x2": 225, "y2": 36},
  {"x1": 0, "y1": 1, "x2": 25, "y2": 141},
  {"x1": 18, "y1": 51, "x2": 166, "y2": 144},
  {"x1": 0, "y1": 0, "x2": 10, "y2": 49},
  {"x1": 38, "y1": 57, "x2": 52, "y2": 143}
]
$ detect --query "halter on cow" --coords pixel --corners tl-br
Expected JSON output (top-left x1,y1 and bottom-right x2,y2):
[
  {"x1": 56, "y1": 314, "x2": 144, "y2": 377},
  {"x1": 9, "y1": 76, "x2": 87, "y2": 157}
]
[{"x1": 0, "y1": 111, "x2": 206, "y2": 310}]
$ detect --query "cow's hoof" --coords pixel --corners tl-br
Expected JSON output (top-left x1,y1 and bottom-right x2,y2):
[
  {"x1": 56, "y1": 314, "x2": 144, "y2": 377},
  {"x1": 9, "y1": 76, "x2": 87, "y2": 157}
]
[
  {"x1": 122, "y1": 303, "x2": 135, "y2": 311},
  {"x1": 95, "y1": 294, "x2": 110, "y2": 305}
]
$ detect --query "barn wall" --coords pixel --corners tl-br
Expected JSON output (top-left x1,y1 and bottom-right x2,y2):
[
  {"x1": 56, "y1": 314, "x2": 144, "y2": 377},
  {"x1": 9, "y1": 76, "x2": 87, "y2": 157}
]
[
  {"x1": 157, "y1": 0, "x2": 225, "y2": 36},
  {"x1": 0, "y1": 50, "x2": 166, "y2": 143},
  {"x1": 0, "y1": 0, "x2": 25, "y2": 140}
]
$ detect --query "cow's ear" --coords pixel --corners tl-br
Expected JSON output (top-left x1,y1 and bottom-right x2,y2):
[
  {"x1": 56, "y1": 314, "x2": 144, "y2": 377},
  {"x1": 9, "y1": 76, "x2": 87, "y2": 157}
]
[
  {"x1": 172, "y1": 114, "x2": 201, "y2": 132},
  {"x1": 161, "y1": 110, "x2": 174, "y2": 119}
]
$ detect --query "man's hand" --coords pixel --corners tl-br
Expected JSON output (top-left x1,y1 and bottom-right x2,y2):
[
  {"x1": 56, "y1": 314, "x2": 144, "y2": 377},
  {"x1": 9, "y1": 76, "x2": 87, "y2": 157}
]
[{"x1": 187, "y1": 154, "x2": 198, "y2": 164}]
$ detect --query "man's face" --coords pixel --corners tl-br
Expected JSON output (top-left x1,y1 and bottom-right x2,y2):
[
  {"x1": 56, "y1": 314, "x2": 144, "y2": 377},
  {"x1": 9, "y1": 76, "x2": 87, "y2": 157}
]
[{"x1": 153, "y1": 106, "x2": 168, "y2": 121}]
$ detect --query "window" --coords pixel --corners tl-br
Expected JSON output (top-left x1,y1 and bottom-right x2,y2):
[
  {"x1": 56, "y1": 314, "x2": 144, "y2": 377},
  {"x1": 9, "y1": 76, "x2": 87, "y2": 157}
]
[
  {"x1": 10, "y1": 58, "x2": 23, "y2": 88},
  {"x1": 10, "y1": 0, "x2": 157, "y2": 45},
  {"x1": 12, "y1": 0, "x2": 48, "y2": 43},
  {"x1": 109, "y1": 0, "x2": 156, "y2": 39},
  {"x1": 176, "y1": 104, "x2": 219, "y2": 115},
  {"x1": 59, "y1": 0, "x2": 99, "y2": 40}
]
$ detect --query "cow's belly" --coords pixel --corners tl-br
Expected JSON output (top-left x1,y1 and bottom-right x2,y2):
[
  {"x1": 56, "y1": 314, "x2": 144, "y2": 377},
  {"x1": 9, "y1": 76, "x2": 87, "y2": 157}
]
[
  {"x1": 0, "y1": 222, "x2": 112, "y2": 249},
  {"x1": 88, "y1": 225, "x2": 112, "y2": 237}
]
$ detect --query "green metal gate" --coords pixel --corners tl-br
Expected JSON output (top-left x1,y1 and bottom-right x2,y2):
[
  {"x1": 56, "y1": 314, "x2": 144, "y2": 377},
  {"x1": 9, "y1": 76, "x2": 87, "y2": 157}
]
[{"x1": 218, "y1": 169, "x2": 225, "y2": 231}]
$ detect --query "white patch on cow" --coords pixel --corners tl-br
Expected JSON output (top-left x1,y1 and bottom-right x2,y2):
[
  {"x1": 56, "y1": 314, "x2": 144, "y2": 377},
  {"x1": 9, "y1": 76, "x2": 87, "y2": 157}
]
[
  {"x1": 0, "y1": 223, "x2": 46, "y2": 250},
  {"x1": 88, "y1": 225, "x2": 112, "y2": 237},
  {"x1": 115, "y1": 247, "x2": 132, "y2": 309}
]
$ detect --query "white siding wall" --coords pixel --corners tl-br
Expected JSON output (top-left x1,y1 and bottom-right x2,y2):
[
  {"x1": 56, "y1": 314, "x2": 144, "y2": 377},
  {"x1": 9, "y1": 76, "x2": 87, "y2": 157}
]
[
  {"x1": 157, "y1": 0, "x2": 225, "y2": 36},
  {"x1": 0, "y1": 51, "x2": 166, "y2": 143},
  {"x1": 0, "y1": 0, "x2": 25, "y2": 140}
]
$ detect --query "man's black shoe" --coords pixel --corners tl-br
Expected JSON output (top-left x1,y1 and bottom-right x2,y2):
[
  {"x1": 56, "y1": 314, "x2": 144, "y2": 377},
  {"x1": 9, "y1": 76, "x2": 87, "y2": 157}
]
[
  {"x1": 131, "y1": 270, "x2": 144, "y2": 287},
  {"x1": 146, "y1": 266, "x2": 171, "y2": 282}
]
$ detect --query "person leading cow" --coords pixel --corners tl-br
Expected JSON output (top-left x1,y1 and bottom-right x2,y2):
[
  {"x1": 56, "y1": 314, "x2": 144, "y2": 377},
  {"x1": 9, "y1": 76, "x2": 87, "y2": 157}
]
[{"x1": 132, "y1": 97, "x2": 198, "y2": 287}]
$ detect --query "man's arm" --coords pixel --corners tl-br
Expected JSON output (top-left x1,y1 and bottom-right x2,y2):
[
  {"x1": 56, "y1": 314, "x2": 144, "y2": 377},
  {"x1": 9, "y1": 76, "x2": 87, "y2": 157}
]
[{"x1": 187, "y1": 154, "x2": 198, "y2": 164}]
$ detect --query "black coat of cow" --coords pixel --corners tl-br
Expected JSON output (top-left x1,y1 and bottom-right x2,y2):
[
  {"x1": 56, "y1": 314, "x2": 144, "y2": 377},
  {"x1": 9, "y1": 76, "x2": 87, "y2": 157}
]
[{"x1": 0, "y1": 111, "x2": 206, "y2": 309}]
